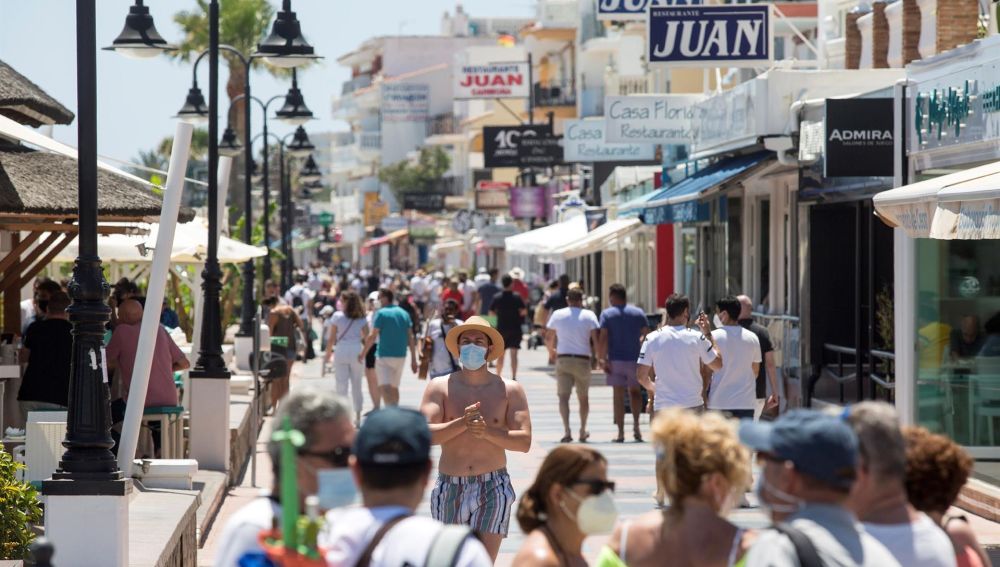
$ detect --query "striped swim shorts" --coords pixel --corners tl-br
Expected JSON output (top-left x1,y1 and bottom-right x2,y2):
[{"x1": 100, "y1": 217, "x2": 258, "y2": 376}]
[{"x1": 430, "y1": 468, "x2": 515, "y2": 536}]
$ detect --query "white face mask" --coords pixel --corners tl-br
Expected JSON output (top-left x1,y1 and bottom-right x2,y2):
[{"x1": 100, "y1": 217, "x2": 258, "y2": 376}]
[
  {"x1": 459, "y1": 344, "x2": 488, "y2": 370},
  {"x1": 560, "y1": 489, "x2": 619, "y2": 535},
  {"x1": 316, "y1": 468, "x2": 358, "y2": 510},
  {"x1": 754, "y1": 473, "x2": 802, "y2": 515},
  {"x1": 716, "y1": 487, "x2": 741, "y2": 517},
  {"x1": 713, "y1": 313, "x2": 725, "y2": 328}
]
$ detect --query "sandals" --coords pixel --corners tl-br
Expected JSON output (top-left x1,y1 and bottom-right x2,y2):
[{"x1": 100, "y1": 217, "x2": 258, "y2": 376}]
[
  {"x1": 579, "y1": 431, "x2": 590, "y2": 443},
  {"x1": 612, "y1": 436, "x2": 625, "y2": 443},
  {"x1": 560, "y1": 435, "x2": 573, "y2": 443},
  {"x1": 634, "y1": 429, "x2": 644, "y2": 442}
]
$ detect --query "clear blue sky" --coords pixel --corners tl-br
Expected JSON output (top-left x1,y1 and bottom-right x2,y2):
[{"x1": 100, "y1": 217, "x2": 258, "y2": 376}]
[{"x1": 0, "y1": 0, "x2": 534, "y2": 163}]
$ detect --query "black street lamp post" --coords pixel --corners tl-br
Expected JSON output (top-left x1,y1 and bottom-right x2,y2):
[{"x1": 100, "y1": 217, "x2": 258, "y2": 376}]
[
  {"x1": 44, "y1": 0, "x2": 123, "y2": 489},
  {"x1": 280, "y1": 127, "x2": 314, "y2": 290},
  {"x1": 220, "y1": 75, "x2": 313, "y2": 284}
]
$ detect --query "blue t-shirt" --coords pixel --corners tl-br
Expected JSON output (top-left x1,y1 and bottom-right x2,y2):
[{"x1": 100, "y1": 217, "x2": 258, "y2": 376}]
[
  {"x1": 599, "y1": 303, "x2": 648, "y2": 361},
  {"x1": 373, "y1": 305, "x2": 412, "y2": 358}
]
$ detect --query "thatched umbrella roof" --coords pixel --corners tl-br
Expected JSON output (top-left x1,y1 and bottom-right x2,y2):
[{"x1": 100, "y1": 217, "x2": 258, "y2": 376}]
[
  {"x1": 0, "y1": 60, "x2": 74, "y2": 127},
  {"x1": 0, "y1": 147, "x2": 194, "y2": 222}
]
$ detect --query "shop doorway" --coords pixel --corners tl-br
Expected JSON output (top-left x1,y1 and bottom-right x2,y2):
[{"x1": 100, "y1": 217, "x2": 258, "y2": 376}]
[{"x1": 807, "y1": 199, "x2": 894, "y2": 406}]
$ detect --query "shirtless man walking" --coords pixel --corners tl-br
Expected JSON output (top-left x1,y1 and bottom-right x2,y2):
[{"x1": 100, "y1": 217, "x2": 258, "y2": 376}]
[{"x1": 420, "y1": 316, "x2": 532, "y2": 562}]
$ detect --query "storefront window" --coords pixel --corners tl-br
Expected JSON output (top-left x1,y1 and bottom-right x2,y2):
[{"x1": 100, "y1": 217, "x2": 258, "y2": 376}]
[{"x1": 915, "y1": 238, "x2": 1000, "y2": 447}]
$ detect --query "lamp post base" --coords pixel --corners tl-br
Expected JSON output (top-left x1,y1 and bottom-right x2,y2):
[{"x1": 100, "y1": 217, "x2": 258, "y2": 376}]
[
  {"x1": 188, "y1": 377, "x2": 231, "y2": 473},
  {"x1": 43, "y1": 479, "x2": 132, "y2": 567}
]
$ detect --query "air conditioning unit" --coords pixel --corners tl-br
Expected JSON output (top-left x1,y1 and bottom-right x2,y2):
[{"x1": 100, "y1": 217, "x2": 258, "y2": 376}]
[{"x1": 25, "y1": 411, "x2": 67, "y2": 484}]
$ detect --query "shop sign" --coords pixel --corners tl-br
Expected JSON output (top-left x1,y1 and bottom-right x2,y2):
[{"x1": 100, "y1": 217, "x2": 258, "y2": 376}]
[
  {"x1": 693, "y1": 78, "x2": 760, "y2": 153},
  {"x1": 947, "y1": 199, "x2": 1000, "y2": 239},
  {"x1": 380, "y1": 216, "x2": 409, "y2": 233},
  {"x1": 363, "y1": 192, "x2": 389, "y2": 227},
  {"x1": 483, "y1": 124, "x2": 553, "y2": 168},
  {"x1": 908, "y1": 54, "x2": 1000, "y2": 154},
  {"x1": 476, "y1": 180, "x2": 512, "y2": 191},
  {"x1": 381, "y1": 83, "x2": 430, "y2": 122},
  {"x1": 642, "y1": 201, "x2": 710, "y2": 224},
  {"x1": 476, "y1": 187, "x2": 511, "y2": 210},
  {"x1": 597, "y1": 0, "x2": 702, "y2": 21},
  {"x1": 454, "y1": 62, "x2": 530, "y2": 99},
  {"x1": 825, "y1": 98, "x2": 894, "y2": 177},
  {"x1": 563, "y1": 119, "x2": 656, "y2": 162},
  {"x1": 518, "y1": 134, "x2": 564, "y2": 166},
  {"x1": 482, "y1": 223, "x2": 520, "y2": 247},
  {"x1": 402, "y1": 192, "x2": 447, "y2": 212},
  {"x1": 509, "y1": 186, "x2": 548, "y2": 218},
  {"x1": 585, "y1": 208, "x2": 608, "y2": 231},
  {"x1": 604, "y1": 94, "x2": 703, "y2": 144},
  {"x1": 409, "y1": 226, "x2": 438, "y2": 241},
  {"x1": 647, "y1": 5, "x2": 772, "y2": 67}
]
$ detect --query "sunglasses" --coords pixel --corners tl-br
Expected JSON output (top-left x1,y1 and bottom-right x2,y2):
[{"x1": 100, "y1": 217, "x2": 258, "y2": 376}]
[
  {"x1": 299, "y1": 446, "x2": 352, "y2": 468},
  {"x1": 573, "y1": 479, "x2": 616, "y2": 495}
]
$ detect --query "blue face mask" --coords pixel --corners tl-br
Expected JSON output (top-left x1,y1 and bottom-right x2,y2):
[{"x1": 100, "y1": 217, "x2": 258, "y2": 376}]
[
  {"x1": 459, "y1": 344, "x2": 488, "y2": 370},
  {"x1": 316, "y1": 468, "x2": 358, "y2": 511}
]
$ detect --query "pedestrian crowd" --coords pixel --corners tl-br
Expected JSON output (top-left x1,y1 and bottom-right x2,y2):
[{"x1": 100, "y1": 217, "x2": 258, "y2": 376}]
[{"x1": 205, "y1": 262, "x2": 995, "y2": 567}]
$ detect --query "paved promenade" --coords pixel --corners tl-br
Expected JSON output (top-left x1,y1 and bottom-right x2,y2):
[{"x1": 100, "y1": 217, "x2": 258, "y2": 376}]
[{"x1": 200, "y1": 344, "x2": 1000, "y2": 565}]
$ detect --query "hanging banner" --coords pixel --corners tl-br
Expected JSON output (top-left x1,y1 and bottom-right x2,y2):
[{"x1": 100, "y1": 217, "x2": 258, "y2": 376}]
[
  {"x1": 518, "y1": 135, "x2": 564, "y2": 167},
  {"x1": 402, "y1": 192, "x2": 447, "y2": 212},
  {"x1": 483, "y1": 124, "x2": 553, "y2": 168},
  {"x1": 563, "y1": 119, "x2": 656, "y2": 162},
  {"x1": 824, "y1": 98, "x2": 894, "y2": 177},
  {"x1": 476, "y1": 188, "x2": 511, "y2": 210},
  {"x1": 509, "y1": 186, "x2": 548, "y2": 219},
  {"x1": 454, "y1": 62, "x2": 530, "y2": 99},
  {"x1": 598, "y1": 0, "x2": 703, "y2": 21},
  {"x1": 363, "y1": 192, "x2": 389, "y2": 227},
  {"x1": 381, "y1": 83, "x2": 430, "y2": 122},
  {"x1": 604, "y1": 94, "x2": 703, "y2": 144},
  {"x1": 647, "y1": 4, "x2": 772, "y2": 67}
]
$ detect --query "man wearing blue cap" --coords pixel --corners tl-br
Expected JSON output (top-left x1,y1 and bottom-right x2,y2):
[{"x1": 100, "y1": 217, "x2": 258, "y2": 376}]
[
  {"x1": 321, "y1": 407, "x2": 492, "y2": 566},
  {"x1": 740, "y1": 410, "x2": 900, "y2": 567}
]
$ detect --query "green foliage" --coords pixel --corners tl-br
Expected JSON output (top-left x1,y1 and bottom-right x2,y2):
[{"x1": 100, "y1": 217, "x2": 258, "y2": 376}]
[
  {"x1": 378, "y1": 147, "x2": 451, "y2": 203},
  {"x1": 0, "y1": 449, "x2": 42, "y2": 560},
  {"x1": 171, "y1": 0, "x2": 284, "y2": 76},
  {"x1": 875, "y1": 284, "x2": 894, "y2": 351}
]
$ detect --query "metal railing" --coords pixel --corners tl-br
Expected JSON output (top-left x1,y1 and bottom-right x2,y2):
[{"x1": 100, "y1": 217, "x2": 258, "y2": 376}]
[
  {"x1": 357, "y1": 131, "x2": 381, "y2": 151},
  {"x1": 426, "y1": 113, "x2": 458, "y2": 136},
  {"x1": 534, "y1": 83, "x2": 576, "y2": 107},
  {"x1": 341, "y1": 74, "x2": 373, "y2": 96},
  {"x1": 808, "y1": 343, "x2": 895, "y2": 406}
]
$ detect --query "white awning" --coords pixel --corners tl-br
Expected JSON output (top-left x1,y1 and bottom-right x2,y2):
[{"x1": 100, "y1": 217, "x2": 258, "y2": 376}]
[
  {"x1": 504, "y1": 216, "x2": 587, "y2": 257},
  {"x1": 873, "y1": 161, "x2": 1000, "y2": 239},
  {"x1": 545, "y1": 218, "x2": 642, "y2": 262}
]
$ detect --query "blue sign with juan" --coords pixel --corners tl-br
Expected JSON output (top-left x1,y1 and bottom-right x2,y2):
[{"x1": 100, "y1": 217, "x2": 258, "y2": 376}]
[
  {"x1": 596, "y1": 0, "x2": 702, "y2": 21},
  {"x1": 648, "y1": 4, "x2": 771, "y2": 67}
]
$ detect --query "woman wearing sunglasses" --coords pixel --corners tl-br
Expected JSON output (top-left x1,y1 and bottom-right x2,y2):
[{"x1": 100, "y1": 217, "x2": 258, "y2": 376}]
[
  {"x1": 513, "y1": 446, "x2": 619, "y2": 566},
  {"x1": 598, "y1": 409, "x2": 752, "y2": 567}
]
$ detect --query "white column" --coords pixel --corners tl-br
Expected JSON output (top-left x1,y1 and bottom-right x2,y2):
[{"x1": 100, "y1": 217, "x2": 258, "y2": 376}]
[
  {"x1": 188, "y1": 378, "x2": 230, "y2": 472},
  {"x1": 894, "y1": 229, "x2": 917, "y2": 425},
  {"x1": 858, "y1": 12, "x2": 875, "y2": 69},
  {"x1": 917, "y1": 0, "x2": 938, "y2": 60},
  {"x1": 117, "y1": 123, "x2": 192, "y2": 471},
  {"x1": 45, "y1": 489, "x2": 131, "y2": 567},
  {"x1": 885, "y1": 0, "x2": 904, "y2": 68}
]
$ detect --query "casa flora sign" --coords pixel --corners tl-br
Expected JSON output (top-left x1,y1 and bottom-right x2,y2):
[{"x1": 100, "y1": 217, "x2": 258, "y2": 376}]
[
  {"x1": 454, "y1": 62, "x2": 530, "y2": 99},
  {"x1": 604, "y1": 94, "x2": 704, "y2": 144},
  {"x1": 647, "y1": 5, "x2": 772, "y2": 67}
]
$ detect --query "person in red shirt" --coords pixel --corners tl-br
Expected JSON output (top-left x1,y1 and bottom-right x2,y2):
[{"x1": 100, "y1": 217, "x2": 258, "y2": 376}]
[
  {"x1": 509, "y1": 267, "x2": 530, "y2": 302},
  {"x1": 440, "y1": 278, "x2": 464, "y2": 309}
]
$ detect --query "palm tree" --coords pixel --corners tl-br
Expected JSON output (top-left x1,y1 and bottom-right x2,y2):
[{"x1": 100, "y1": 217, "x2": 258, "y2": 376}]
[{"x1": 170, "y1": 0, "x2": 277, "y2": 138}]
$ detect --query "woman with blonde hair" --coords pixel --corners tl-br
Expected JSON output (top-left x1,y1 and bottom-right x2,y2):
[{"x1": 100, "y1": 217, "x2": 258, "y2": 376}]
[
  {"x1": 513, "y1": 446, "x2": 618, "y2": 566},
  {"x1": 324, "y1": 289, "x2": 368, "y2": 426},
  {"x1": 598, "y1": 409, "x2": 752, "y2": 567}
]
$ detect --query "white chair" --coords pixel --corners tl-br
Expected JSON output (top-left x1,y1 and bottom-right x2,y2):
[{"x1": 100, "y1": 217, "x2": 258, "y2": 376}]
[{"x1": 24, "y1": 411, "x2": 67, "y2": 484}]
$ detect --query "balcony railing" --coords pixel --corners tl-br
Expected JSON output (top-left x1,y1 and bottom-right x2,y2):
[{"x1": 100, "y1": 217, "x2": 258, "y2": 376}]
[
  {"x1": 358, "y1": 132, "x2": 381, "y2": 151},
  {"x1": 430, "y1": 176, "x2": 465, "y2": 196},
  {"x1": 607, "y1": 74, "x2": 650, "y2": 96},
  {"x1": 534, "y1": 83, "x2": 576, "y2": 107},
  {"x1": 426, "y1": 113, "x2": 458, "y2": 136},
  {"x1": 341, "y1": 74, "x2": 373, "y2": 96}
]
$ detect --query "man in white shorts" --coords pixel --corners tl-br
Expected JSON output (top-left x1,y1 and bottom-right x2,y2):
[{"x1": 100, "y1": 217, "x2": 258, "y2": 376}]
[{"x1": 362, "y1": 288, "x2": 417, "y2": 406}]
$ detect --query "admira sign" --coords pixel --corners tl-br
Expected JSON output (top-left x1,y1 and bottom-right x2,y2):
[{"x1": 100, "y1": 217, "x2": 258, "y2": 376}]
[
  {"x1": 648, "y1": 5, "x2": 772, "y2": 67},
  {"x1": 825, "y1": 98, "x2": 894, "y2": 178}
]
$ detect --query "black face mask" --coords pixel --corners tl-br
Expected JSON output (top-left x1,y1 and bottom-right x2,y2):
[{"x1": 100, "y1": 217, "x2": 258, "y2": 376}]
[{"x1": 36, "y1": 300, "x2": 49, "y2": 315}]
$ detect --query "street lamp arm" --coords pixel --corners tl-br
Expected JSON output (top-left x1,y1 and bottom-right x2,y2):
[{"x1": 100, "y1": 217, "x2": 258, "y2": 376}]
[
  {"x1": 193, "y1": 44, "x2": 252, "y2": 76},
  {"x1": 252, "y1": 131, "x2": 284, "y2": 147}
]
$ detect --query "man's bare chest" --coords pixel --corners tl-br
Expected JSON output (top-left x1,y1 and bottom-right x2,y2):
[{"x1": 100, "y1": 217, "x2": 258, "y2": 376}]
[{"x1": 444, "y1": 381, "x2": 508, "y2": 425}]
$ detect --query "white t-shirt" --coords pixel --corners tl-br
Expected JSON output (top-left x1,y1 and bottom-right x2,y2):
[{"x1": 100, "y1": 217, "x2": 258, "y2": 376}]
[
  {"x1": 213, "y1": 497, "x2": 279, "y2": 567},
  {"x1": 460, "y1": 281, "x2": 477, "y2": 311},
  {"x1": 862, "y1": 514, "x2": 957, "y2": 567},
  {"x1": 427, "y1": 318, "x2": 463, "y2": 378},
  {"x1": 547, "y1": 307, "x2": 600, "y2": 356},
  {"x1": 638, "y1": 326, "x2": 717, "y2": 410},
  {"x1": 329, "y1": 312, "x2": 367, "y2": 347},
  {"x1": 708, "y1": 326, "x2": 761, "y2": 410},
  {"x1": 411, "y1": 276, "x2": 428, "y2": 300},
  {"x1": 321, "y1": 505, "x2": 492, "y2": 567}
]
